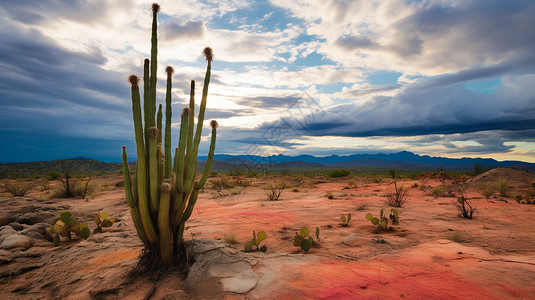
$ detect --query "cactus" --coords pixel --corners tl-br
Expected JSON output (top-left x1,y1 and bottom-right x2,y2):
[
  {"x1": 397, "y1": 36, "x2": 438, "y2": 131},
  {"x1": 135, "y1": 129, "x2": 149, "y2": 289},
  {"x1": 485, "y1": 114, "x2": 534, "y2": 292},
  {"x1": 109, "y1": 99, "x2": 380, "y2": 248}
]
[
  {"x1": 93, "y1": 211, "x2": 116, "y2": 233},
  {"x1": 122, "y1": 3, "x2": 217, "y2": 262},
  {"x1": 366, "y1": 208, "x2": 399, "y2": 231},
  {"x1": 340, "y1": 212, "x2": 351, "y2": 226},
  {"x1": 293, "y1": 226, "x2": 318, "y2": 253},
  {"x1": 244, "y1": 230, "x2": 267, "y2": 252},
  {"x1": 46, "y1": 211, "x2": 90, "y2": 246}
]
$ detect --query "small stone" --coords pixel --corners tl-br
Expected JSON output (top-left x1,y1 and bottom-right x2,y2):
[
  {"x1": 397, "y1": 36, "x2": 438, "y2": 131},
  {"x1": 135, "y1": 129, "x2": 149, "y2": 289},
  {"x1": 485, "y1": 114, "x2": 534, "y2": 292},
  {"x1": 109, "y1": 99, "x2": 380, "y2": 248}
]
[
  {"x1": 8, "y1": 222, "x2": 24, "y2": 231},
  {"x1": 0, "y1": 235, "x2": 33, "y2": 250}
]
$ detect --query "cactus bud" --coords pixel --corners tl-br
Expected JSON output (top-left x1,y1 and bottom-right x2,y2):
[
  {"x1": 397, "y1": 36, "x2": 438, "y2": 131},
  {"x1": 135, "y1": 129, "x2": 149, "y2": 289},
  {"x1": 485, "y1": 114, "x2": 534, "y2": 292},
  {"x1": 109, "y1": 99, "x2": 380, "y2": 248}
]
[
  {"x1": 165, "y1": 66, "x2": 174, "y2": 76},
  {"x1": 148, "y1": 127, "x2": 158, "y2": 139},
  {"x1": 128, "y1": 74, "x2": 140, "y2": 87},
  {"x1": 152, "y1": 3, "x2": 160, "y2": 14},
  {"x1": 203, "y1": 47, "x2": 213, "y2": 62},
  {"x1": 210, "y1": 120, "x2": 218, "y2": 129},
  {"x1": 181, "y1": 107, "x2": 190, "y2": 118}
]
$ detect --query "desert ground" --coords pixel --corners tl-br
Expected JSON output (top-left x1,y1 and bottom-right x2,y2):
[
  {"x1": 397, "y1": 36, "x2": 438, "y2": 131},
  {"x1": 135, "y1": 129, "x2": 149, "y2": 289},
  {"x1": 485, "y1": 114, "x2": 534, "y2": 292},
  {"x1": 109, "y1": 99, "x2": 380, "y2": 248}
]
[{"x1": 1, "y1": 167, "x2": 535, "y2": 299}]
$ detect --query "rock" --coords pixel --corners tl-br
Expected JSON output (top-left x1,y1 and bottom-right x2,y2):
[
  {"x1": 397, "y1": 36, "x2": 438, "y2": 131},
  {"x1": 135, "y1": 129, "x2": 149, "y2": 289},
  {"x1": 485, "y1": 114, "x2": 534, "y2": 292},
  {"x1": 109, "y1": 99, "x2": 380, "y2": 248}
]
[
  {"x1": 0, "y1": 214, "x2": 15, "y2": 226},
  {"x1": 220, "y1": 269, "x2": 258, "y2": 293},
  {"x1": 8, "y1": 222, "x2": 24, "y2": 231},
  {"x1": 21, "y1": 223, "x2": 51, "y2": 236},
  {"x1": 0, "y1": 235, "x2": 33, "y2": 250},
  {"x1": 0, "y1": 255, "x2": 12, "y2": 265},
  {"x1": 341, "y1": 233, "x2": 368, "y2": 247},
  {"x1": 0, "y1": 226, "x2": 17, "y2": 244},
  {"x1": 16, "y1": 211, "x2": 58, "y2": 225}
]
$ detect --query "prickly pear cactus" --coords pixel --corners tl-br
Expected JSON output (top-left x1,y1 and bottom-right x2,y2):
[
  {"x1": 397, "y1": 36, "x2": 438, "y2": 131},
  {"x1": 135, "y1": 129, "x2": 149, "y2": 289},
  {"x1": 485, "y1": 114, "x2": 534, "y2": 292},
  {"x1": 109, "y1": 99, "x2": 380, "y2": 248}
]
[
  {"x1": 46, "y1": 211, "x2": 90, "y2": 246},
  {"x1": 93, "y1": 211, "x2": 116, "y2": 233}
]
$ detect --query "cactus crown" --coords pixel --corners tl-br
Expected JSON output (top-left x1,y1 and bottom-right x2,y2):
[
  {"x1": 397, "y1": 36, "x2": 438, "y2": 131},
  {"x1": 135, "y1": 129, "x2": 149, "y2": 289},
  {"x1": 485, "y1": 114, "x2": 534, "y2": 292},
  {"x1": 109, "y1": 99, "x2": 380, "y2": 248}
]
[
  {"x1": 148, "y1": 127, "x2": 159, "y2": 138},
  {"x1": 203, "y1": 47, "x2": 213, "y2": 62},
  {"x1": 165, "y1": 66, "x2": 174, "y2": 76},
  {"x1": 128, "y1": 74, "x2": 140, "y2": 87},
  {"x1": 152, "y1": 3, "x2": 160, "y2": 14},
  {"x1": 210, "y1": 120, "x2": 218, "y2": 129},
  {"x1": 181, "y1": 107, "x2": 190, "y2": 118}
]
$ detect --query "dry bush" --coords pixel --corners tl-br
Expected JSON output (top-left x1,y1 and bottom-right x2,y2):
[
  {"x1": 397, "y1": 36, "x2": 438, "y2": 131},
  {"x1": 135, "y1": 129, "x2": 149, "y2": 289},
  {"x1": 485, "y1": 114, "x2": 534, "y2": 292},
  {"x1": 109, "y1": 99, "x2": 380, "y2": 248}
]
[
  {"x1": 265, "y1": 182, "x2": 285, "y2": 201},
  {"x1": 386, "y1": 182, "x2": 409, "y2": 207},
  {"x1": 4, "y1": 181, "x2": 34, "y2": 196}
]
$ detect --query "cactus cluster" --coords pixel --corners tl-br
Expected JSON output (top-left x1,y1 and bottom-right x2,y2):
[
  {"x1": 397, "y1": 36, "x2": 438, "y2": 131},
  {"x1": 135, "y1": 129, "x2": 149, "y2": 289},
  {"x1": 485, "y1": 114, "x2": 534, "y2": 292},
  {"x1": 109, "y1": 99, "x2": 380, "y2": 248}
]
[
  {"x1": 244, "y1": 230, "x2": 267, "y2": 252},
  {"x1": 366, "y1": 208, "x2": 399, "y2": 231},
  {"x1": 46, "y1": 211, "x2": 90, "y2": 246},
  {"x1": 293, "y1": 227, "x2": 320, "y2": 253},
  {"x1": 122, "y1": 3, "x2": 217, "y2": 262},
  {"x1": 93, "y1": 211, "x2": 116, "y2": 233}
]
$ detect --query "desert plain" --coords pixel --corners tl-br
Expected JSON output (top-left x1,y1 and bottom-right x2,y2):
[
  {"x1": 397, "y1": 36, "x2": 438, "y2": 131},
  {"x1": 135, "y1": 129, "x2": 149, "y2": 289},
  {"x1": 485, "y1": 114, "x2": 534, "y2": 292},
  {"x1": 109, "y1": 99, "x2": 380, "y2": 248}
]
[{"x1": 1, "y1": 167, "x2": 535, "y2": 299}]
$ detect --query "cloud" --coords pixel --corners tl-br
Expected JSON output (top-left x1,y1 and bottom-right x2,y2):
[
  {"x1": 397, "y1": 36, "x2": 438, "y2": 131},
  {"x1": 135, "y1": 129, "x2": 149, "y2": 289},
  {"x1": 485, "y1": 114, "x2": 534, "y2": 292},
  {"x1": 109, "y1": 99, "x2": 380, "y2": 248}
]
[{"x1": 162, "y1": 20, "x2": 205, "y2": 40}]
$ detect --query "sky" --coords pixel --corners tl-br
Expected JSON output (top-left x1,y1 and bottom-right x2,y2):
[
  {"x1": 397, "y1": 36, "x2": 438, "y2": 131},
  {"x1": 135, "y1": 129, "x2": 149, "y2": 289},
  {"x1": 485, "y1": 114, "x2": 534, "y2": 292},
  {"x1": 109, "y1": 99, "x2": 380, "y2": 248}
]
[{"x1": 1, "y1": 0, "x2": 534, "y2": 163}]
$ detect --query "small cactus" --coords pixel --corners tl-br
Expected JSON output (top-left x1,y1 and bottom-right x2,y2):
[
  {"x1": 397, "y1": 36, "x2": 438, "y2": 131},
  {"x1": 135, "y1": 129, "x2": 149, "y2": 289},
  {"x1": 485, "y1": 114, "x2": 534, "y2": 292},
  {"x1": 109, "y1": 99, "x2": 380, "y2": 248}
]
[
  {"x1": 340, "y1": 213, "x2": 351, "y2": 226},
  {"x1": 366, "y1": 208, "x2": 399, "y2": 231},
  {"x1": 46, "y1": 211, "x2": 90, "y2": 246},
  {"x1": 93, "y1": 211, "x2": 116, "y2": 233},
  {"x1": 293, "y1": 226, "x2": 318, "y2": 253},
  {"x1": 245, "y1": 230, "x2": 267, "y2": 252}
]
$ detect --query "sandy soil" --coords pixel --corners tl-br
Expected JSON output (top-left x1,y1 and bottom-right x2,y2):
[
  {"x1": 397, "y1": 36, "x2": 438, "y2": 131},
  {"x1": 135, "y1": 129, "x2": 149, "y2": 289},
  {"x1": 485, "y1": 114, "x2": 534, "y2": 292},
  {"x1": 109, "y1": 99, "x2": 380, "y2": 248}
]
[{"x1": 1, "y1": 168, "x2": 535, "y2": 299}]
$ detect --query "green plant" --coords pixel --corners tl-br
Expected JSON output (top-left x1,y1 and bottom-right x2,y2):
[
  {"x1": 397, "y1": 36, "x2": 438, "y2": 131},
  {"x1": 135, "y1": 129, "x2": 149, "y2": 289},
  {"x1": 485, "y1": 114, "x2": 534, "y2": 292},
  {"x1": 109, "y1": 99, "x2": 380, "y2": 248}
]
[
  {"x1": 46, "y1": 211, "x2": 90, "y2": 246},
  {"x1": 53, "y1": 171, "x2": 95, "y2": 199},
  {"x1": 477, "y1": 182, "x2": 496, "y2": 201},
  {"x1": 224, "y1": 233, "x2": 239, "y2": 244},
  {"x1": 244, "y1": 230, "x2": 267, "y2": 252},
  {"x1": 517, "y1": 183, "x2": 535, "y2": 204},
  {"x1": 325, "y1": 191, "x2": 334, "y2": 199},
  {"x1": 47, "y1": 171, "x2": 61, "y2": 180},
  {"x1": 3, "y1": 181, "x2": 34, "y2": 196},
  {"x1": 456, "y1": 196, "x2": 475, "y2": 218},
  {"x1": 347, "y1": 180, "x2": 356, "y2": 189},
  {"x1": 366, "y1": 208, "x2": 399, "y2": 231},
  {"x1": 340, "y1": 213, "x2": 351, "y2": 226},
  {"x1": 431, "y1": 185, "x2": 446, "y2": 198},
  {"x1": 385, "y1": 170, "x2": 408, "y2": 207},
  {"x1": 327, "y1": 169, "x2": 350, "y2": 178},
  {"x1": 293, "y1": 227, "x2": 319, "y2": 253},
  {"x1": 515, "y1": 195, "x2": 523, "y2": 203},
  {"x1": 121, "y1": 3, "x2": 217, "y2": 263},
  {"x1": 265, "y1": 182, "x2": 285, "y2": 201},
  {"x1": 93, "y1": 211, "x2": 116, "y2": 233},
  {"x1": 496, "y1": 179, "x2": 508, "y2": 197}
]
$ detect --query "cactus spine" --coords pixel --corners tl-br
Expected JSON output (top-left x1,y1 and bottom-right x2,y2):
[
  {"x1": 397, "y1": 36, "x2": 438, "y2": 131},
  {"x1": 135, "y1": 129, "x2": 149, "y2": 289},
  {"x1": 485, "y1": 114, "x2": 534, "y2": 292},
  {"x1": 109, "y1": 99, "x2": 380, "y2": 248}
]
[{"x1": 123, "y1": 3, "x2": 217, "y2": 262}]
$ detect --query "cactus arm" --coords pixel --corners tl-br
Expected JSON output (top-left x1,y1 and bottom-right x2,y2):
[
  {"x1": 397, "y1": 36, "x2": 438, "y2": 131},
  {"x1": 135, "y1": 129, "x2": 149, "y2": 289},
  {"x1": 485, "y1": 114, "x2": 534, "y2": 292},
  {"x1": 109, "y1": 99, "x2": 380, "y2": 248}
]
[
  {"x1": 143, "y1": 59, "x2": 150, "y2": 148},
  {"x1": 121, "y1": 146, "x2": 134, "y2": 208},
  {"x1": 184, "y1": 80, "x2": 195, "y2": 178},
  {"x1": 148, "y1": 127, "x2": 159, "y2": 216},
  {"x1": 149, "y1": 4, "x2": 159, "y2": 122},
  {"x1": 182, "y1": 188, "x2": 199, "y2": 222},
  {"x1": 128, "y1": 75, "x2": 157, "y2": 245},
  {"x1": 157, "y1": 104, "x2": 163, "y2": 145},
  {"x1": 158, "y1": 182, "x2": 172, "y2": 262},
  {"x1": 176, "y1": 108, "x2": 189, "y2": 193},
  {"x1": 195, "y1": 121, "x2": 217, "y2": 190},
  {"x1": 164, "y1": 67, "x2": 174, "y2": 179}
]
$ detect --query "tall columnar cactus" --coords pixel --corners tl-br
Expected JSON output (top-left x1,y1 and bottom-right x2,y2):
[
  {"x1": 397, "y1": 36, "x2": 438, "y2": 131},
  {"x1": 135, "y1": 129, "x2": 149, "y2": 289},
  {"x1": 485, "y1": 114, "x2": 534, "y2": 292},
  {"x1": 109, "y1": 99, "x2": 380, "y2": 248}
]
[{"x1": 122, "y1": 3, "x2": 217, "y2": 262}]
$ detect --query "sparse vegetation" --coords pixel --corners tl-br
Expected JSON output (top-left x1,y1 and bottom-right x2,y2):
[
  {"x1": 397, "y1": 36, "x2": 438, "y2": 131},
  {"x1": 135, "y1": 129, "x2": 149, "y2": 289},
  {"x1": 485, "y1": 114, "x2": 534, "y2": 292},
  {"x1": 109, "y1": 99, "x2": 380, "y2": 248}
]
[
  {"x1": 327, "y1": 169, "x2": 350, "y2": 178},
  {"x1": 224, "y1": 233, "x2": 239, "y2": 244},
  {"x1": 244, "y1": 230, "x2": 267, "y2": 252},
  {"x1": 92, "y1": 211, "x2": 116, "y2": 233},
  {"x1": 293, "y1": 227, "x2": 319, "y2": 253},
  {"x1": 497, "y1": 179, "x2": 508, "y2": 197},
  {"x1": 456, "y1": 196, "x2": 476, "y2": 218},
  {"x1": 325, "y1": 191, "x2": 334, "y2": 199},
  {"x1": 3, "y1": 181, "x2": 34, "y2": 196},
  {"x1": 265, "y1": 182, "x2": 285, "y2": 201},
  {"x1": 432, "y1": 185, "x2": 447, "y2": 198},
  {"x1": 366, "y1": 208, "x2": 399, "y2": 231},
  {"x1": 340, "y1": 213, "x2": 351, "y2": 226},
  {"x1": 45, "y1": 211, "x2": 90, "y2": 246},
  {"x1": 477, "y1": 182, "x2": 496, "y2": 201},
  {"x1": 52, "y1": 171, "x2": 95, "y2": 199},
  {"x1": 385, "y1": 170, "x2": 409, "y2": 207}
]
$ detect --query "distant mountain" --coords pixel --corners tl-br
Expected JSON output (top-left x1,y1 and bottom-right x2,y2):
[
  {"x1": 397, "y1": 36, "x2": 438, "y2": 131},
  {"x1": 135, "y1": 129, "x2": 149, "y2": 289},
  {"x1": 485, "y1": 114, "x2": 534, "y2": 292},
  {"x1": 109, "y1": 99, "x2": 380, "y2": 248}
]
[
  {"x1": 0, "y1": 158, "x2": 123, "y2": 178},
  {"x1": 199, "y1": 151, "x2": 534, "y2": 172}
]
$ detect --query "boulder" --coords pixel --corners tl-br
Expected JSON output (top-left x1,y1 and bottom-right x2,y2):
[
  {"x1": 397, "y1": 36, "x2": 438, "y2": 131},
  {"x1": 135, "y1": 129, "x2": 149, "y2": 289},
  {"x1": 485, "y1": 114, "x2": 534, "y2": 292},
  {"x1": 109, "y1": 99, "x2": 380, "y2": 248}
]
[
  {"x1": 0, "y1": 226, "x2": 17, "y2": 244},
  {"x1": 0, "y1": 235, "x2": 33, "y2": 250},
  {"x1": 8, "y1": 222, "x2": 24, "y2": 231},
  {"x1": 16, "y1": 211, "x2": 58, "y2": 225},
  {"x1": 0, "y1": 214, "x2": 14, "y2": 227}
]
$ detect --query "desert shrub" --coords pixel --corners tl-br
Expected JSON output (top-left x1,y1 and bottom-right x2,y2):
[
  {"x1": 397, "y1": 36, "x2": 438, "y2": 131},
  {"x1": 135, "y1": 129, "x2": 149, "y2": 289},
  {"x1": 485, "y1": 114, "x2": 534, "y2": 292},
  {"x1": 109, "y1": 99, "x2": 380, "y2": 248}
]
[
  {"x1": 327, "y1": 169, "x2": 350, "y2": 178},
  {"x1": 347, "y1": 180, "x2": 356, "y2": 188},
  {"x1": 353, "y1": 201, "x2": 366, "y2": 211},
  {"x1": 477, "y1": 183, "x2": 496, "y2": 201},
  {"x1": 228, "y1": 169, "x2": 244, "y2": 176},
  {"x1": 52, "y1": 171, "x2": 95, "y2": 198},
  {"x1": 386, "y1": 183, "x2": 408, "y2": 207},
  {"x1": 265, "y1": 182, "x2": 285, "y2": 201},
  {"x1": 432, "y1": 185, "x2": 447, "y2": 198},
  {"x1": 325, "y1": 191, "x2": 334, "y2": 199},
  {"x1": 496, "y1": 179, "x2": 508, "y2": 197},
  {"x1": 246, "y1": 170, "x2": 257, "y2": 177},
  {"x1": 47, "y1": 171, "x2": 61, "y2": 180},
  {"x1": 4, "y1": 182, "x2": 34, "y2": 197},
  {"x1": 515, "y1": 195, "x2": 523, "y2": 203},
  {"x1": 224, "y1": 233, "x2": 239, "y2": 244},
  {"x1": 456, "y1": 196, "x2": 475, "y2": 219},
  {"x1": 209, "y1": 175, "x2": 235, "y2": 197}
]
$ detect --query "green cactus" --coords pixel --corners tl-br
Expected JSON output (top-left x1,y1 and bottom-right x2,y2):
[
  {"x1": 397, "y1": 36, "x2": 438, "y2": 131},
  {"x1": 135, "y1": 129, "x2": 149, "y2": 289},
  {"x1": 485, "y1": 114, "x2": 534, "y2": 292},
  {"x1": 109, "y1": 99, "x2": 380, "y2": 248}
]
[
  {"x1": 93, "y1": 211, "x2": 116, "y2": 233},
  {"x1": 366, "y1": 208, "x2": 399, "y2": 231},
  {"x1": 340, "y1": 212, "x2": 351, "y2": 226},
  {"x1": 122, "y1": 3, "x2": 217, "y2": 262},
  {"x1": 245, "y1": 230, "x2": 267, "y2": 252},
  {"x1": 293, "y1": 226, "x2": 318, "y2": 253},
  {"x1": 46, "y1": 211, "x2": 90, "y2": 246}
]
